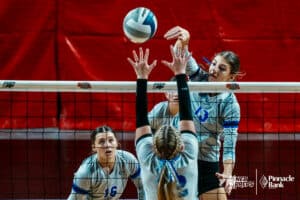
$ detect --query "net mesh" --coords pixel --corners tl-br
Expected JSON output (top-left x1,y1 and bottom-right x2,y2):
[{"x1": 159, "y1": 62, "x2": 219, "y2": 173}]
[{"x1": 0, "y1": 84, "x2": 299, "y2": 199}]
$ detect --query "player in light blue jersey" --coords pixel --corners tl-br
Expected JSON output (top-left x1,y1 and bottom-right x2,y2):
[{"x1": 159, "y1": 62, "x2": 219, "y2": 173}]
[
  {"x1": 67, "y1": 125, "x2": 144, "y2": 200},
  {"x1": 148, "y1": 76, "x2": 180, "y2": 131},
  {"x1": 149, "y1": 26, "x2": 243, "y2": 200},
  {"x1": 127, "y1": 46, "x2": 198, "y2": 200}
]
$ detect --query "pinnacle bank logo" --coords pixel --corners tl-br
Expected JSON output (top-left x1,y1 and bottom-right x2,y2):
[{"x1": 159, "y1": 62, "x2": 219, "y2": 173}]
[{"x1": 259, "y1": 174, "x2": 295, "y2": 189}]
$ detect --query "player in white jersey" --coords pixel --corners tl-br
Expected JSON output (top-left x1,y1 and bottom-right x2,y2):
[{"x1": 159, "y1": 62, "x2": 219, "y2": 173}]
[
  {"x1": 67, "y1": 125, "x2": 144, "y2": 200},
  {"x1": 149, "y1": 26, "x2": 243, "y2": 200},
  {"x1": 127, "y1": 46, "x2": 198, "y2": 200}
]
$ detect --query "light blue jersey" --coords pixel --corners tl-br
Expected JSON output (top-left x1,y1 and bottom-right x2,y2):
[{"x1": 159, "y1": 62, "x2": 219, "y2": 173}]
[
  {"x1": 136, "y1": 132, "x2": 198, "y2": 200},
  {"x1": 68, "y1": 150, "x2": 144, "y2": 200},
  {"x1": 148, "y1": 101, "x2": 179, "y2": 130},
  {"x1": 148, "y1": 56, "x2": 240, "y2": 162}
]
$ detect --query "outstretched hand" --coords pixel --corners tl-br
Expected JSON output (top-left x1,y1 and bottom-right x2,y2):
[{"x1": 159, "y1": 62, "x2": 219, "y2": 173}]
[
  {"x1": 127, "y1": 47, "x2": 157, "y2": 79},
  {"x1": 164, "y1": 26, "x2": 190, "y2": 48},
  {"x1": 215, "y1": 172, "x2": 235, "y2": 195},
  {"x1": 161, "y1": 45, "x2": 192, "y2": 75}
]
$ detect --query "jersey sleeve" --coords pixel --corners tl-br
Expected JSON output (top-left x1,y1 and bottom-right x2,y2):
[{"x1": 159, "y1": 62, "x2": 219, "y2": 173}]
[
  {"x1": 186, "y1": 55, "x2": 200, "y2": 78},
  {"x1": 68, "y1": 164, "x2": 92, "y2": 200},
  {"x1": 222, "y1": 95, "x2": 240, "y2": 162},
  {"x1": 181, "y1": 132, "x2": 199, "y2": 160},
  {"x1": 148, "y1": 102, "x2": 166, "y2": 131},
  {"x1": 122, "y1": 151, "x2": 145, "y2": 200},
  {"x1": 136, "y1": 135, "x2": 156, "y2": 170}
]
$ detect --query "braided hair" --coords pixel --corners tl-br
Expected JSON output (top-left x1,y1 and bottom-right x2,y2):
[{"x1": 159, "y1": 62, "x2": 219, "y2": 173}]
[{"x1": 153, "y1": 125, "x2": 183, "y2": 200}]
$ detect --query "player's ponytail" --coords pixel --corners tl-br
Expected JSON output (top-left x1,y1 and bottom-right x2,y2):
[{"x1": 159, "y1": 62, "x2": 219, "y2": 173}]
[
  {"x1": 157, "y1": 166, "x2": 182, "y2": 200},
  {"x1": 154, "y1": 125, "x2": 183, "y2": 200}
]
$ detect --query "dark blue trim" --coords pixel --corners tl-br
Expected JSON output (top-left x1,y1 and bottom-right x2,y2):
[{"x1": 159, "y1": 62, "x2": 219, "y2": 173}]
[
  {"x1": 223, "y1": 120, "x2": 239, "y2": 128},
  {"x1": 72, "y1": 183, "x2": 89, "y2": 195},
  {"x1": 130, "y1": 165, "x2": 141, "y2": 179}
]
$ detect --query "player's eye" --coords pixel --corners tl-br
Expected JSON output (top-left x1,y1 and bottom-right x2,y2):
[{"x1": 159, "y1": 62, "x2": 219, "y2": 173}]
[
  {"x1": 98, "y1": 139, "x2": 105, "y2": 145},
  {"x1": 109, "y1": 139, "x2": 114, "y2": 143}
]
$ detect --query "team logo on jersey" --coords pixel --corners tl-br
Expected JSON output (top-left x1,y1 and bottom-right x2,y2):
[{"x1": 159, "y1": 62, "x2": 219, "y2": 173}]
[{"x1": 194, "y1": 106, "x2": 208, "y2": 122}]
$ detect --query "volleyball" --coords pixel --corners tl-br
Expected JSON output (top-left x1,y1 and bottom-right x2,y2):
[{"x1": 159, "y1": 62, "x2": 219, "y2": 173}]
[{"x1": 123, "y1": 7, "x2": 157, "y2": 43}]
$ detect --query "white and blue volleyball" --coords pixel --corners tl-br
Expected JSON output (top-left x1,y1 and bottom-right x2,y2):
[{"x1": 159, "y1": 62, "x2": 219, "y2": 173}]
[{"x1": 123, "y1": 7, "x2": 157, "y2": 43}]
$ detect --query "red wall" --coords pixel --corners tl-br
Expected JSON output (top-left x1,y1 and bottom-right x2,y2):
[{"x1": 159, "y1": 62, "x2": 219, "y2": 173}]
[{"x1": 0, "y1": 0, "x2": 300, "y2": 131}]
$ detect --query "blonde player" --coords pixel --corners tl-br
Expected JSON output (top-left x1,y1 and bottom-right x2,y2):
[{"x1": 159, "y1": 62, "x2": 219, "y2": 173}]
[
  {"x1": 67, "y1": 125, "x2": 144, "y2": 200},
  {"x1": 127, "y1": 46, "x2": 198, "y2": 200}
]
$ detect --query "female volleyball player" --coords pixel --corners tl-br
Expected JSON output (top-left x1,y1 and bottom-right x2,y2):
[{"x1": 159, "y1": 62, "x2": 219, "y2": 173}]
[
  {"x1": 127, "y1": 46, "x2": 198, "y2": 200},
  {"x1": 148, "y1": 76, "x2": 180, "y2": 132},
  {"x1": 67, "y1": 125, "x2": 144, "y2": 200},
  {"x1": 149, "y1": 26, "x2": 242, "y2": 200}
]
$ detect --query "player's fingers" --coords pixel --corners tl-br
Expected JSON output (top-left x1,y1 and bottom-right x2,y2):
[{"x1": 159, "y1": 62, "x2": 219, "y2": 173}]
[
  {"x1": 164, "y1": 27, "x2": 183, "y2": 39},
  {"x1": 149, "y1": 60, "x2": 157, "y2": 70},
  {"x1": 169, "y1": 45, "x2": 175, "y2": 58},
  {"x1": 127, "y1": 57, "x2": 136, "y2": 67},
  {"x1": 164, "y1": 26, "x2": 180, "y2": 37},
  {"x1": 161, "y1": 60, "x2": 172, "y2": 69},
  {"x1": 144, "y1": 48, "x2": 149, "y2": 62},
  {"x1": 219, "y1": 179, "x2": 226, "y2": 186},
  {"x1": 165, "y1": 31, "x2": 181, "y2": 40},
  {"x1": 139, "y1": 47, "x2": 143, "y2": 61},
  {"x1": 215, "y1": 172, "x2": 225, "y2": 179},
  {"x1": 133, "y1": 50, "x2": 138, "y2": 62}
]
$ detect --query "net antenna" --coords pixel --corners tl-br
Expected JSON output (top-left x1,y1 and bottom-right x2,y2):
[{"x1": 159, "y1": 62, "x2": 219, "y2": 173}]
[{"x1": 1, "y1": 80, "x2": 300, "y2": 93}]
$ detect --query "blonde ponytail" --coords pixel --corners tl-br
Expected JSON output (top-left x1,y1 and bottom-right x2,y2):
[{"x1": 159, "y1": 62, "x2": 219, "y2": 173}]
[{"x1": 157, "y1": 166, "x2": 182, "y2": 200}]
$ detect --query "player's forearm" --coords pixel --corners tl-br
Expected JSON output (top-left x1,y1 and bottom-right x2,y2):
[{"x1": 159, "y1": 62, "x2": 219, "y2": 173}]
[
  {"x1": 136, "y1": 79, "x2": 149, "y2": 127},
  {"x1": 223, "y1": 159, "x2": 235, "y2": 176}
]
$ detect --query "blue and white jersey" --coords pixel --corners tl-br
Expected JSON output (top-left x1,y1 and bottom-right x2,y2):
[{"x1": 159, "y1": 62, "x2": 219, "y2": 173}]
[
  {"x1": 136, "y1": 132, "x2": 198, "y2": 200},
  {"x1": 188, "y1": 56, "x2": 240, "y2": 162},
  {"x1": 191, "y1": 91, "x2": 240, "y2": 162},
  {"x1": 148, "y1": 101, "x2": 179, "y2": 131},
  {"x1": 68, "y1": 150, "x2": 143, "y2": 200},
  {"x1": 148, "y1": 56, "x2": 240, "y2": 162}
]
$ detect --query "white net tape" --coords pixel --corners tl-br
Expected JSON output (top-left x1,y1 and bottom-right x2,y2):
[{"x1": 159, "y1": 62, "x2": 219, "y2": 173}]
[{"x1": 1, "y1": 80, "x2": 300, "y2": 93}]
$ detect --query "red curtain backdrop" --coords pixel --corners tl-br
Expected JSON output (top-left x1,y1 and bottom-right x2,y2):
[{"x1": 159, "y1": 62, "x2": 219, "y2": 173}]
[{"x1": 0, "y1": 0, "x2": 300, "y2": 131}]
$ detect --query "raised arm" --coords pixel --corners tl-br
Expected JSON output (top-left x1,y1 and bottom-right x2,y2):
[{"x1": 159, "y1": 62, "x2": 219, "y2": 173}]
[
  {"x1": 127, "y1": 47, "x2": 157, "y2": 142},
  {"x1": 164, "y1": 26, "x2": 200, "y2": 78},
  {"x1": 161, "y1": 45, "x2": 195, "y2": 133}
]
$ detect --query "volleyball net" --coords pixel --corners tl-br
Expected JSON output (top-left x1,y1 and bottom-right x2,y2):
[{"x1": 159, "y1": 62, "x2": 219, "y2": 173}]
[{"x1": 0, "y1": 80, "x2": 299, "y2": 200}]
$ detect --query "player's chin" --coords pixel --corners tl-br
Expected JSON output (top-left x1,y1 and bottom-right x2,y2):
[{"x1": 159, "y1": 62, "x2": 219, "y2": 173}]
[{"x1": 208, "y1": 76, "x2": 217, "y2": 82}]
